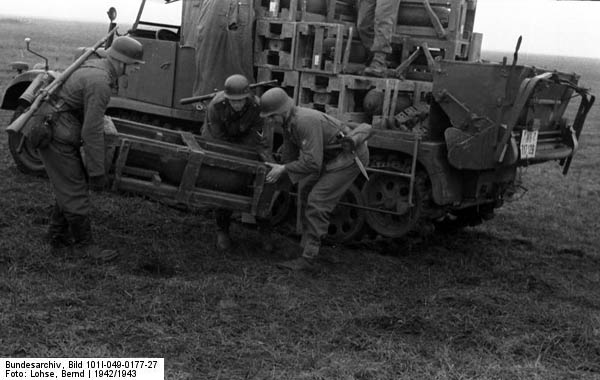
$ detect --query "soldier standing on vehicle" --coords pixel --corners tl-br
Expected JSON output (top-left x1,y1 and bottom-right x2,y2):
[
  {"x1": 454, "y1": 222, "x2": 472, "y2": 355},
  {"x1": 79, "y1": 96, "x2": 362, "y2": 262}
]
[
  {"x1": 202, "y1": 74, "x2": 273, "y2": 252},
  {"x1": 259, "y1": 88, "x2": 370, "y2": 271},
  {"x1": 40, "y1": 36, "x2": 144, "y2": 262},
  {"x1": 192, "y1": 0, "x2": 255, "y2": 96},
  {"x1": 357, "y1": 0, "x2": 401, "y2": 77}
]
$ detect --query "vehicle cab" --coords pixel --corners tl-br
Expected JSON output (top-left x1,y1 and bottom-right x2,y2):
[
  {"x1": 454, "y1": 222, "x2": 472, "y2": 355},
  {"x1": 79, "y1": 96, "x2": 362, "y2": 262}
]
[{"x1": 107, "y1": 0, "x2": 202, "y2": 129}]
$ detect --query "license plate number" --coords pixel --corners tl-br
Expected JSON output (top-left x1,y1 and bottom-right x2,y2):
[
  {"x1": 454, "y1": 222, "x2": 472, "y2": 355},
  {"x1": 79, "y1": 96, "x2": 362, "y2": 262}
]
[{"x1": 520, "y1": 130, "x2": 538, "y2": 159}]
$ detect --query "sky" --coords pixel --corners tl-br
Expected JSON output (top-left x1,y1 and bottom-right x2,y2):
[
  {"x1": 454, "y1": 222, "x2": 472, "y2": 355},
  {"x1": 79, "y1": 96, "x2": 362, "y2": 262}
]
[{"x1": 1, "y1": 0, "x2": 600, "y2": 59}]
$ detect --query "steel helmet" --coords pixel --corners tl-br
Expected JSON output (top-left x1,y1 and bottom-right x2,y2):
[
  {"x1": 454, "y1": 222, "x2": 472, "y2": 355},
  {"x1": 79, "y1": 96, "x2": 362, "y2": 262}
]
[
  {"x1": 106, "y1": 36, "x2": 145, "y2": 64},
  {"x1": 224, "y1": 74, "x2": 251, "y2": 100},
  {"x1": 259, "y1": 88, "x2": 293, "y2": 118}
]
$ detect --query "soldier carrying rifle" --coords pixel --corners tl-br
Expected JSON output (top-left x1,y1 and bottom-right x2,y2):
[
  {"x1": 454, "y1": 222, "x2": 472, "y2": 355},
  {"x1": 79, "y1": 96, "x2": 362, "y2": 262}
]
[{"x1": 21, "y1": 36, "x2": 144, "y2": 262}]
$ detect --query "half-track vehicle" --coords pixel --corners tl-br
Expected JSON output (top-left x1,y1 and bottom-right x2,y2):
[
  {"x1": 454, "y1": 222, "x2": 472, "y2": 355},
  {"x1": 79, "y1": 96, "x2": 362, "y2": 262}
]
[{"x1": 2, "y1": 0, "x2": 595, "y2": 243}]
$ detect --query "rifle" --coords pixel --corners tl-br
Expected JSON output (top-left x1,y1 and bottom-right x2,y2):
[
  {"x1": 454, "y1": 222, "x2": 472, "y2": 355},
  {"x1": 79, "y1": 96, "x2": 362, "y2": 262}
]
[
  {"x1": 6, "y1": 26, "x2": 119, "y2": 135},
  {"x1": 179, "y1": 79, "x2": 279, "y2": 105}
]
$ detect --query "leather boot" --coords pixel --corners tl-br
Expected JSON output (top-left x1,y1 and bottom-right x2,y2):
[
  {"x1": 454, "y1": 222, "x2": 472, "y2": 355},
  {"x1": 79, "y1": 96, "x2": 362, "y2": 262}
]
[
  {"x1": 257, "y1": 219, "x2": 275, "y2": 254},
  {"x1": 276, "y1": 256, "x2": 318, "y2": 272},
  {"x1": 277, "y1": 241, "x2": 320, "y2": 271},
  {"x1": 69, "y1": 214, "x2": 118, "y2": 262},
  {"x1": 216, "y1": 231, "x2": 232, "y2": 251},
  {"x1": 364, "y1": 52, "x2": 388, "y2": 77},
  {"x1": 215, "y1": 208, "x2": 233, "y2": 251},
  {"x1": 47, "y1": 203, "x2": 72, "y2": 249}
]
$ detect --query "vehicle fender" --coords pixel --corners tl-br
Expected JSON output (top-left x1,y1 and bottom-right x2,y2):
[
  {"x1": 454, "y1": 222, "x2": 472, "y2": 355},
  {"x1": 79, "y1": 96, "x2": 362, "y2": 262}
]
[
  {"x1": 1, "y1": 70, "x2": 58, "y2": 110},
  {"x1": 415, "y1": 142, "x2": 463, "y2": 206}
]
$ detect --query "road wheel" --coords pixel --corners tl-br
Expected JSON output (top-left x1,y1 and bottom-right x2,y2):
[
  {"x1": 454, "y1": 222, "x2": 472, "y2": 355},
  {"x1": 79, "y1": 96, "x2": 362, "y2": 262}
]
[
  {"x1": 326, "y1": 183, "x2": 366, "y2": 243},
  {"x1": 361, "y1": 158, "x2": 430, "y2": 238}
]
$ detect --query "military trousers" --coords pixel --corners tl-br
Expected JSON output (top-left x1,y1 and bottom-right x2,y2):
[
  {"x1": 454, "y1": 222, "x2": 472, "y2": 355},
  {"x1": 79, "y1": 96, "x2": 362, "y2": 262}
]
[
  {"x1": 39, "y1": 140, "x2": 93, "y2": 245},
  {"x1": 356, "y1": 0, "x2": 401, "y2": 54},
  {"x1": 298, "y1": 160, "x2": 362, "y2": 259}
]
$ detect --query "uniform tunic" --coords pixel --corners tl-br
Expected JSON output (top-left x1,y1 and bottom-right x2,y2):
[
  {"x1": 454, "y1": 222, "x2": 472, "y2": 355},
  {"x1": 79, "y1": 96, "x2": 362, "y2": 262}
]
[
  {"x1": 281, "y1": 107, "x2": 369, "y2": 258},
  {"x1": 202, "y1": 91, "x2": 271, "y2": 231},
  {"x1": 202, "y1": 91, "x2": 270, "y2": 161},
  {"x1": 356, "y1": 0, "x2": 401, "y2": 54},
  {"x1": 39, "y1": 59, "x2": 117, "y2": 217}
]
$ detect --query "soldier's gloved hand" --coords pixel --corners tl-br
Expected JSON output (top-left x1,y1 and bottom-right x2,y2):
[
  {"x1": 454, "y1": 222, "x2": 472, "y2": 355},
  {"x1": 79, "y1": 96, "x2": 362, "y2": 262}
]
[{"x1": 89, "y1": 175, "x2": 109, "y2": 192}]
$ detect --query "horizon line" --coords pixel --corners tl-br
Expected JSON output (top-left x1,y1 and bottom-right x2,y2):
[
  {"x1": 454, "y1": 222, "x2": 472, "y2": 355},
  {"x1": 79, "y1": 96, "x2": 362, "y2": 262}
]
[{"x1": 2, "y1": 15, "x2": 600, "y2": 60}]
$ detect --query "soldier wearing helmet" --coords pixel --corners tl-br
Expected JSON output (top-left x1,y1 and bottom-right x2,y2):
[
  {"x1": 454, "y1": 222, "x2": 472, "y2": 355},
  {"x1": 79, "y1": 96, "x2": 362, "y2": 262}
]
[
  {"x1": 106, "y1": 36, "x2": 145, "y2": 67},
  {"x1": 260, "y1": 88, "x2": 370, "y2": 271},
  {"x1": 38, "y1": 36, "x2": 143, "y2": 262},
  {"x1": 202, "y1": 74, "x2": 273, "y2": 251}
]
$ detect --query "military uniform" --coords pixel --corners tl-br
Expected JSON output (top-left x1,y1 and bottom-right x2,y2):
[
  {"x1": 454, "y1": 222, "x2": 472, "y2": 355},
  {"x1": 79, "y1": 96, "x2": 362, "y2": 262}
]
[
  {"x1": 202, "y1": 91, "x2": 271, "y2": 236},
  {"x1": 39, "y1": 59, "x2": 117, "y2": 248},
  {"x1": 280, "y1": 106, "x2": 369, "y2": 258},
  {"x1": 202, "y1": 92, "x2": 267, "y2": 151},
  {"x1": 356, "y1": 0, "x2": 401, "y2": 55}
]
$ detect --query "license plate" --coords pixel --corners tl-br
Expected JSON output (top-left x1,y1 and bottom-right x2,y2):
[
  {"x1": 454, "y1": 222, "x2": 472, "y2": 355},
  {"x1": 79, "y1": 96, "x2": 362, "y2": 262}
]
[{"x1": 520, "y1": 130, "x2": 539, "y2": 159}]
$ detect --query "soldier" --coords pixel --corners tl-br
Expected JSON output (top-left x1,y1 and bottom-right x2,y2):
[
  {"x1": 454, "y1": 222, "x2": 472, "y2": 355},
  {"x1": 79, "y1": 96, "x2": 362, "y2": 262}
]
[
  {"x1": 202, "y1": 74, "x2": 272, "y2": 251},
  {"x1": 259, "y1": 88, "x2": 370, "y2": 271},
  {"x1": 40, "y1": 36, "x2": 144, "y2": 262},
  {"x1": 192, "y1": 0, "x2": 255, "y2": 97},
  {"x1": 356, "y1": 0, "x2": 402, "y2": 77}
]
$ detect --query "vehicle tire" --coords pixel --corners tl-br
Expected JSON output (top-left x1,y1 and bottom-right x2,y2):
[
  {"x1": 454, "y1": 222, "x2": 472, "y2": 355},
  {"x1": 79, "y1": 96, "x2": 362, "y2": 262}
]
[
  {"x1": 7, "y1": 106, "x2": 46, "y2": 176},
  {"x1": 362, "y1": 155, "x2": 431, "y2": 238},
  {"x1": 326, "y1": 182, "x2": 366, "y2": 243}
]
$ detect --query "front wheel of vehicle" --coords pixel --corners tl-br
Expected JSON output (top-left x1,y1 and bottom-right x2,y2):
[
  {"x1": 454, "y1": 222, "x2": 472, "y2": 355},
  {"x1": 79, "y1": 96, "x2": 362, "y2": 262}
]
[{"x1": 7, "y1": 107, "x2": 46, "y2": 176}]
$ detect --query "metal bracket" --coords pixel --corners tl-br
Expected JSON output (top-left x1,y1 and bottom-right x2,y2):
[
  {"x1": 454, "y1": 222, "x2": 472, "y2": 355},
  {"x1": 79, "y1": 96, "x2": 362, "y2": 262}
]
[
  {"x1": 111, "y1": 139, "x2": 131, "y2": 192},
  {"x1": 175, "y1": 151, "x2": 205, "y2": 204}
]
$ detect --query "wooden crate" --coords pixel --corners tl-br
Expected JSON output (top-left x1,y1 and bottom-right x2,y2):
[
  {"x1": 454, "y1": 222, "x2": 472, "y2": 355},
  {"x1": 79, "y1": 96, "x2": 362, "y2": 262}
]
[
  {"x1": 337, "y1": 75, "x2": 433, "y2": 126},
  {"x1": 393, "y1": 35, "x2": 472, "y2": 63},
  {"x1": 297, "y1": 72, "x2": 343, "y2": 117},
  {"x1": 294, "y1": 22, "x2": 353, "y2": 75},
  {"x1": 394, "y1": 0, "x2": 473, "y2": 39},
  {"x1": 254, "y1": 0, "x2": 356, "y2": 23},
  {"x1": 392, "y1": 0, "x2": 475, "y2": 61},
  {"x1": 299, "y1": 0, "x2": 356, "y2": 23},
  {"x1": 297, "y1": 73, "x2": 433, "y2": 125},
  {"x1": 254, "y1": 20, "x2": 297, "y2": 70},
  {"x1": 254, "y1": 67, "x2": 300, "y2": 101},
  {"x1": 255, "y1": 0, "x2": 298, "y2": 21}
]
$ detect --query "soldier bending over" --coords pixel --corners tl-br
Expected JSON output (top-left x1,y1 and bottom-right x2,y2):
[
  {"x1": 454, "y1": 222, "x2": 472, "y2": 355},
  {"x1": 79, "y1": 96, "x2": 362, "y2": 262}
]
[
  {"x1": 202, "y1": 74, "x2": 273, "y2": 251},
  {"x1": 260, "y1": 88, "x2": 370, "y2": 271}
]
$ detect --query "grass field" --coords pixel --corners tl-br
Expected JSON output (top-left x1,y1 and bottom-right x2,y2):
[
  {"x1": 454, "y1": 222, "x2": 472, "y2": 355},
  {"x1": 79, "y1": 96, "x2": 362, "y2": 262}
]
[{"x1": 1, "y1": 17, "x2": 600, "y2": 380}]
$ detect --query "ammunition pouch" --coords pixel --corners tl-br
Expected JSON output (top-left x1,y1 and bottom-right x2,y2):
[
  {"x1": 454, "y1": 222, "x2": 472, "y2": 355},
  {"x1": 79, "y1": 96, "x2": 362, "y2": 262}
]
[
  {"x1": 28, "y1": 118, "x2": 54, "y2": 149},
  {"x1": 24, "y1": 101, "x2": 62, "y2": 149}
]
